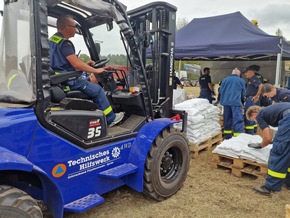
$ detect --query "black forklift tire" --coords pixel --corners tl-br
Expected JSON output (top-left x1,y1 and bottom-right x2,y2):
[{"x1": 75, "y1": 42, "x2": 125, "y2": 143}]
[
  {"x1": 143, "y1": 126, "x2": 190, "y2": 201},
  {"x1": 0, "y1": 185, "x2": 43, "y2": 218}
]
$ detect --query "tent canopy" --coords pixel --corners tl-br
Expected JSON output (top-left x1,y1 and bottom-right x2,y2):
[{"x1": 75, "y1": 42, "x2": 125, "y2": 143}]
[{"x1": 175, "y1": 12, "x2": 290, "y2": 60}]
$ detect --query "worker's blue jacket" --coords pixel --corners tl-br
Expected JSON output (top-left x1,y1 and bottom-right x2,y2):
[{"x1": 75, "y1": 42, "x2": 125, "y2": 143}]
[{"x1": 220, "y1": 74, "x2": 245, "y2": 107}]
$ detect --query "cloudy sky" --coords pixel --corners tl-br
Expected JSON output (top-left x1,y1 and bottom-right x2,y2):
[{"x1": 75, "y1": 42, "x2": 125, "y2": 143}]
[
  {"x1": 1, "y1": 0, "x2": 289, "y2": 55},
  {"x1": 124, "y1": 0, "x2": 290, "y2": 38}
]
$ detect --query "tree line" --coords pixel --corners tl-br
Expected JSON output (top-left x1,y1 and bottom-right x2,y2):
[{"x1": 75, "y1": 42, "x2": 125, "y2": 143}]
[{"x1": 79, "y1": 54, "x2": 128, "y2": 66}]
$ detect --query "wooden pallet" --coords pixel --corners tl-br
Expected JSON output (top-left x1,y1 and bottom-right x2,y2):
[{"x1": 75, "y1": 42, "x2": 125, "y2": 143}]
[
  {"x1": 219, "y1": 114, "x2": 224, "y2": 128},
  {"x1": 190, "y1": 132, "x2": 223, "y2": 158},
  {"x1": 219, "y1": 120, "x2": 224, "y2": 128},
  {"x1": 286, "y1": 204, "x2": 290, "y2": 218},
  {"x1": 210, "y1": 132, "x2": 223, "y2": 146},
  {"x1": 212, "y1": 153, "x2": 267, "y2": 178}
]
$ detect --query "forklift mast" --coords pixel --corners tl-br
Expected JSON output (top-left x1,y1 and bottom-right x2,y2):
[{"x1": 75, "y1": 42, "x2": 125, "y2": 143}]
[
  {"x1": 128, "y1": 2, "x2": 177, "y2": 117},
  {"x1": 128, "y1": 2, "x2": 177, "y2": 118}
]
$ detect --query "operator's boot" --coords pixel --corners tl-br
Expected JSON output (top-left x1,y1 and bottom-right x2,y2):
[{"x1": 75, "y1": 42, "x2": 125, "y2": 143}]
[
  {"x1": 109, "y1": 112, "x2": 124, "y2": 127},
  {"x1": 253, "y1": 184, "x2": 273, "y2": 196}
]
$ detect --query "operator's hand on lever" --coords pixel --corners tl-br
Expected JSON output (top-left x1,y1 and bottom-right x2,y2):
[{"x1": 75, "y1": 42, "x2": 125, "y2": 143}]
[
  {"x1": 94, "y1": 68, "x2": 106, "y2": 75},
  {"x1": 93, "y1": 58, "x2": 110, "y2": 68},
  {"x1": 87, "y1": 60, "x2": 96, "y2": 67},
  {"x1": 86, "y1": 60, "x2": 104, "y2": 74}
]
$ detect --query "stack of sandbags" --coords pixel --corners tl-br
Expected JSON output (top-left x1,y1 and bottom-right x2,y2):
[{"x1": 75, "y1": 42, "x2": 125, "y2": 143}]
[
  {"x1": 174, "y1": 98, "x2": 221, "y2": 144},
  {"x1": 212, "y1": 133, "x2": 272, "y2": 164}
]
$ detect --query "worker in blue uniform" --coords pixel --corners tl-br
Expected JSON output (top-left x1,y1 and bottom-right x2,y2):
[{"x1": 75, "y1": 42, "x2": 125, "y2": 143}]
[
  {"x1": 199, "y1": 67, "x2": 215, "y2": 103},
  {"x1": 255, "y1": 72, "x2": 270, "y2": 107},
  {"x1": 246, "y1": 103, "x2": 290, "y2": 195},
  {"x1": 173, "y1": 72, "x2": 183, "y2": 89},
  {"x1": 49, "y1": 15, "x2": 123, "y2": 127},
  {"x1": 219, "y1": 68, "x2": 245, "y2": 139},
  {"x1": 243, "y1": 65, "x2": 263, "y2": 134},
  {"x1": 262, "y1": 83, "x2": 290, "y2": 103}
]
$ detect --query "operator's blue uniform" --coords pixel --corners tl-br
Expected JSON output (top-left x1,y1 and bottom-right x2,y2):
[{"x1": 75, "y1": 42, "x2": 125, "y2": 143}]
[
  {"x1": 199, "y1": 74, "x2": 213, "y2": 103},
  {"x1": 244, "y1": 74, "x2": 261, "y2": 134},
  {"x1": 256, "y1": 102, "x2": 290, "y2": 191},
  {"x1": 220, "y1": 74, "x2": 245, "y2": 139},
  {"x1": 255, "y1": 73, "x2": 270, "y2": 107},
  {"x1": 49, "y1": 33, "x2": 115, "y2": 124},
  {"x1": 173, "y1": 76, "x2": 182, "y2": 89},
  {"x1": 271, "y1": 88, "x2": 290, "y2": 103}
]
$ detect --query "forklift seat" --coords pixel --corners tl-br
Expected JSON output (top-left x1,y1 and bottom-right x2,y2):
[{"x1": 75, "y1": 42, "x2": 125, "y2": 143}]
[
  {"x1": 49, "y1": 70, "x2": 98, "y2": 111},
  {"x1": 49, "y1": 70, "x2": 90, "y2": 103}
]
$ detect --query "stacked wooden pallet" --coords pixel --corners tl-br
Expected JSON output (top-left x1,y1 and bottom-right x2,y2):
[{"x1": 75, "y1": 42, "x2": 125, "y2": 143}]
[
  {"x1": 212, "y1": 153, "x2": 267, "y2": 178},
  {"x1": 286, "y1": 204, "x2": 290, "y2": 218},
  {"x1": 219, "y1": 114, "x2": 224, "y2": 128},
  {"x1": 190, "y1": 132, "x2": 223, "y2": 158}
]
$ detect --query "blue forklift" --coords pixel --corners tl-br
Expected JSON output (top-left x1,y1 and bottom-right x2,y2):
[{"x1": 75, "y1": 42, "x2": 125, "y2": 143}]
[{"x1": 0, "y1": 0, "x2": 190, "y2": 217}]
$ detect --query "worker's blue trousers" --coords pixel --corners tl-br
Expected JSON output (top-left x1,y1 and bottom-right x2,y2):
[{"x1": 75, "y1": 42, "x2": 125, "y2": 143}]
[
  {"x1": 70, "y1": 78, "x2": 115, "y2": 124},
  {"x1": 244, "y1": 97, "x2": 260, "y2": 134},
  {"x1": 199, "y1": 89, "x2": 212, "y2": 104},
  {"x1": 223, "y1": 106, "x2": 244, "y2": 139},
  {"x1": 265, "y1": 114, "x2": 290, "y2": 191}
]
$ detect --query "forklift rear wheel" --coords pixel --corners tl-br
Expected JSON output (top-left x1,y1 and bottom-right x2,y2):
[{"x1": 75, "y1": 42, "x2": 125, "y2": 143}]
[
  {"x1": 0, "y1": 185, "x2": 43, "y2": 218},
  {"x1": 143, "y1": 126, "x2": 190, "y2": 201}
]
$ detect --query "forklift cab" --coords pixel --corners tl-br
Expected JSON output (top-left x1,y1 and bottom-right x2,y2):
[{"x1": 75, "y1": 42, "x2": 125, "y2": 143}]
[{"x1": 0, "y1": 0, "x2": 182, "y2": 148}]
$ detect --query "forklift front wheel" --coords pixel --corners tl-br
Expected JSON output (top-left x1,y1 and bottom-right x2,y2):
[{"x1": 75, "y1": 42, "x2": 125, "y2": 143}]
[
  {"x1": 143, "y1": 126, "x2": 190, "y2": 201},
  {"x1": 0, "y1": 185, "x2": 43, "y2": 218}
]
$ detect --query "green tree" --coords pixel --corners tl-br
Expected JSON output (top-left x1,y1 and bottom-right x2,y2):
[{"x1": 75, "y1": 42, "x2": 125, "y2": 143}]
[
  {"x1": 176, "y1": 17, "x2": 189, "y2": 30},
  {"x1": 79, "y1": 53, "x2": 91, "y2": 63},
  {"x1": 276, "y1": 28, "x2": 287, "y2": 41},
  {"x1": 276, "y1": 28, "x2": 283, "y2": 36},
  {"x1": 101, "y1": 54, "x2": 128, "y2": 66}
]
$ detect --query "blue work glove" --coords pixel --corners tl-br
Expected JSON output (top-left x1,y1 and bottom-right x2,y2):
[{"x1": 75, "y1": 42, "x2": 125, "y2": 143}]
[{"x1": 248, "y1": 143, "x2": 262, "y2": 149}]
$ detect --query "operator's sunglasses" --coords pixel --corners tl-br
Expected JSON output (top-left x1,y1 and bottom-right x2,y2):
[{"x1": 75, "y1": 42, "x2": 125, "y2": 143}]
[{"x1": 67, "y1": 24, "x2": 79, "y2": 28}]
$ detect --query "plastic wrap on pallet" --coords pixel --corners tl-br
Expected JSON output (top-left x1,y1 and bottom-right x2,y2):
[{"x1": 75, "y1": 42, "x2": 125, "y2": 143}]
[
  {"x1": 173, "y1": 89, "x2": 187, "y2": 106},
  {"x1": 212, "y1": 133, "x2": 272, "y2": 164},
  {"x1": 174, "y1": 98, "x2": 221, "y2": 144}
]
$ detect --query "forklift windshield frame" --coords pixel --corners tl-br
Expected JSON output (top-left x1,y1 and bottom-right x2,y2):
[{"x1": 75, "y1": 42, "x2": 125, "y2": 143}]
[{"x1": 0, "y1": 0, "x2": 36, "y2": 106}]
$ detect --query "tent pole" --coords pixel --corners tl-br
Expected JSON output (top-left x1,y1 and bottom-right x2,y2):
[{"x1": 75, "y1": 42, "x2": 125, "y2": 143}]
[
  {"x1": 275, "y1": 53, "x2": 282, "y2": 87},
  {"x1": 178, "y1": 59, "x2": 181, "y2": 72},
  {"x1": 275, "y1": 38, "x2": 283, "y2": 87}
]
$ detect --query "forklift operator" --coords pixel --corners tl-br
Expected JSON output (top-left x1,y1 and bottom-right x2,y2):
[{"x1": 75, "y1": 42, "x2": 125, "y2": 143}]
[{"x1": 49, "y1": 15, "x2": 123, "y2": 127}]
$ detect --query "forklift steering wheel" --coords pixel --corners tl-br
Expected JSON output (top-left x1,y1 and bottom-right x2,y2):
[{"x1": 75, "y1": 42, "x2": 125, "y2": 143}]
[{"x1": 94, "y1": 58, "x2": 110, "y2": 68}]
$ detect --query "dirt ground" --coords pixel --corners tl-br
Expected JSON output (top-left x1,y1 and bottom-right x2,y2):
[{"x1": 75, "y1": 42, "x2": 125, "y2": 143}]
[
  {"x1": 47, "y1": 87, "x2": 290, "y2": 218},
  {"x1": 61, "y1": 151, "x2": 290, "y2": 218},
  {"x1": 184, "y1": 85, "x2": 217, "y2": 99}
]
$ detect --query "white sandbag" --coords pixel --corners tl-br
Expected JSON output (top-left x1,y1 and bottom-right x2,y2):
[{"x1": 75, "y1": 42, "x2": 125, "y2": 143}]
[
  {"x1": 212, "y1": 133, "x2": 272, "y2": 164},
  {"x1": 188, "y1": 114, "x2": 204, "y2": 124},
  {"x1": 173, "y1": 98, "x2": 222, "y2": 144},
  {"x1": 174, "y1": 98, "x2": 209, "y2": 110}
]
